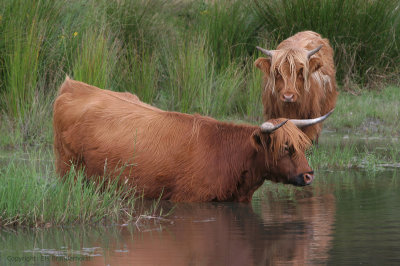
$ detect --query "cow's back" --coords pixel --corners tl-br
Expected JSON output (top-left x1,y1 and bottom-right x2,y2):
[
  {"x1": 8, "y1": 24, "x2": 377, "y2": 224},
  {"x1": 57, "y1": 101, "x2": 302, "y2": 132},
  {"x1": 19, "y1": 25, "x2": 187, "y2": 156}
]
[{"x1": 53, "y1": 78, "x2": 159, "y2": 176}]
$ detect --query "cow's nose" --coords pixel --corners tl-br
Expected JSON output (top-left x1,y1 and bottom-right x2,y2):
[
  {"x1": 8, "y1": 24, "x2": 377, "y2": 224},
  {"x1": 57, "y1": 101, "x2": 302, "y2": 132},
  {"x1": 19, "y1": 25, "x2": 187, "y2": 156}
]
[
  {"x1": 303, "y1": 173, "x2": 314, "y2": 185},
  {"x1": 282, "y1": 94, "x2": 294, "y2": 102}
]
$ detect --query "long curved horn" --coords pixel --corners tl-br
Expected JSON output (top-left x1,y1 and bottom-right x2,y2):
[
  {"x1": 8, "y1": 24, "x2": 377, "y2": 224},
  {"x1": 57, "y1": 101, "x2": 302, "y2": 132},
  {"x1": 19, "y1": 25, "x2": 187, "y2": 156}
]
[
  {"x1": 260, "y1": 120, "x2": 288, "y2": 133},
  {"x1": 290, "y1": 109, "x2": 334, "y2": 128},
  {"x1": 307, "y1": 45, "x2": 323, "y2": 59},
  {"x1": 256, "y1": 46, "x2": 274, "y2": 58}
]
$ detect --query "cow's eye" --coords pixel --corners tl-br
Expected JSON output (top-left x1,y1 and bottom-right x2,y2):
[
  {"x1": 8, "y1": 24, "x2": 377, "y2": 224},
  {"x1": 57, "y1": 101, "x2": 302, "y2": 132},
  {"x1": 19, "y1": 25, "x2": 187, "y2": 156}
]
[
  {"x1": 298, "y1": 69, "x2": 303, "y2": 79},
  {"x1": 284, "y1": 145, "x2": 294, "y2": 155},
  {"x1": 284, "y1": 144, "x2": 289, "y2": 152}
]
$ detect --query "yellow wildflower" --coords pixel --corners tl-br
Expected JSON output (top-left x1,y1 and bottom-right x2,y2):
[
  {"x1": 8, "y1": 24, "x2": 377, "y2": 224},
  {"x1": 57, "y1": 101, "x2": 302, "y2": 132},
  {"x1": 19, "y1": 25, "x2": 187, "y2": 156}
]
[{"x1": 73, "y1": 32, "x2": 78, "y2": 37}]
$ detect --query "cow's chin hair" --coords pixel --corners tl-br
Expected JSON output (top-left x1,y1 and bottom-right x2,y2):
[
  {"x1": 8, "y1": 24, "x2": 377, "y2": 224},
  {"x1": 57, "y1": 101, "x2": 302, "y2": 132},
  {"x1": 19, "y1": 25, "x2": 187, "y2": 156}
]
[
  {"x1": 264, "y1": 175, "x2": 286, "y2": 184},
  {"x1": 265, "y1": 174, "x2": 310, "y2": 187},
  {"x1": 281, "y1": 99, "x2": 300, "y2": 104}
]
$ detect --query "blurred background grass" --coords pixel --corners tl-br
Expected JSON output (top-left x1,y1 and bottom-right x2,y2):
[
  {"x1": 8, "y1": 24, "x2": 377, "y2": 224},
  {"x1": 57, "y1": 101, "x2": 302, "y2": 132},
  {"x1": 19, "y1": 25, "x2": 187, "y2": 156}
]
[{"x1": 0, "y1": 0, "x2": 399, "y2": 147}]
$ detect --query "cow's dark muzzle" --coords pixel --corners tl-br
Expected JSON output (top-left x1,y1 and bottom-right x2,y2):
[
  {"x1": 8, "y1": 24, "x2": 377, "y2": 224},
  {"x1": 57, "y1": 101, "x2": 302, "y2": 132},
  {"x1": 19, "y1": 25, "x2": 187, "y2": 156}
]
[{"x1": 290, "y1": 171, "x2": 314, "y2": 186}]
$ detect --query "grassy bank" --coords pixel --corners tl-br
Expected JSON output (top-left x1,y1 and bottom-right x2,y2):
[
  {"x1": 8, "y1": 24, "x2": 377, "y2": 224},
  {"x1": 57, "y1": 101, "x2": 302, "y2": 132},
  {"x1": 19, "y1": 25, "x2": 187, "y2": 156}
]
[
  {"x1": 0, "y1": 149, "x2": 166, "y2": 227},
  {"x1": 313, "y1": 85, "x2": 400, "y2": 170},
  {"x1": 1, "y1": 150, "x2": 126, "y2": 227}
]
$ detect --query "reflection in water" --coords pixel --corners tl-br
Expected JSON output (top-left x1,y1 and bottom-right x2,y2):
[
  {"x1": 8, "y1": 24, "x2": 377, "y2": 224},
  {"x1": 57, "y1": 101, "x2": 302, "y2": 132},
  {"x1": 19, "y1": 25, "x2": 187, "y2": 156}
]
[
  {"x1": 259, "y1": 194, "x2": 335, "y2": 265},
  {"x1": 0, "y1": 194, "x2": 335, "y2": 265},
  {"x1": 2, "y1": 170, "x2": 399, "y2": 265},
  {"x1": 83, "y1": 197, "x2": 335, "y2": 266}
]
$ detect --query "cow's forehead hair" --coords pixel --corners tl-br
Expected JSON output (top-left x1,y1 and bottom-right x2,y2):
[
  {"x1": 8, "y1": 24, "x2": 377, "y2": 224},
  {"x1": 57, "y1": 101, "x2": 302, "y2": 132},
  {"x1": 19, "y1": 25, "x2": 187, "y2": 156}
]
[
  {"x1": 273, "y1": 49, "x2": 307, "y2": 74},
  {"x1": 266, "y1": 119, "x2": 311, "y2": 164},
  {"x1": 267, "y1": 48, "x2": 312, "y2": 93}
]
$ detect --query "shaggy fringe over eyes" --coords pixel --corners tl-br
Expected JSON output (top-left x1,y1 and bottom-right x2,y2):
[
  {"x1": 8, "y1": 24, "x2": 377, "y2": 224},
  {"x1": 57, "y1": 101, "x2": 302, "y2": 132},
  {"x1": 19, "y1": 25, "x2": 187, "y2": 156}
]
[
  {"x1": 266, "y1": 49, "x2": 311, "y2": 94},
  {"x1": 268, "y1": 119, "x2": 311, "y2": 164}
]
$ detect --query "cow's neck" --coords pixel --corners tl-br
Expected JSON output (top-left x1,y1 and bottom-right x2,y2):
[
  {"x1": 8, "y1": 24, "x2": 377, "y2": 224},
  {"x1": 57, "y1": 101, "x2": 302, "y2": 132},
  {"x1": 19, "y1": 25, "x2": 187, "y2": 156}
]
[{"x1": 205, "y1": 123, "x2": 265, "y2": 203}]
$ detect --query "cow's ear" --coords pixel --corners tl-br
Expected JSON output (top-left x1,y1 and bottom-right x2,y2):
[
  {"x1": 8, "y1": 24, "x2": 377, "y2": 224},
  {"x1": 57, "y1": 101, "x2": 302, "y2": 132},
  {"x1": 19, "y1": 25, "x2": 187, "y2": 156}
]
[
  {"x1": 254, "y1": 57, "x2": 271, "y2": 74},
  {"x1": 251, "y1": 129, "x2": 269, "y2": 152},
  {"x1": 309, "y1": 57, "x2": 323, "y2": 73}
]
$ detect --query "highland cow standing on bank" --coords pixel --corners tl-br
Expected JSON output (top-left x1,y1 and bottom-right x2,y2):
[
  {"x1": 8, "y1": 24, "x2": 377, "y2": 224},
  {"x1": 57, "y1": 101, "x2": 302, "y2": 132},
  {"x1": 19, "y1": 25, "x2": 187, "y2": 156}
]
[{"x1": 255, "y1": 31, "x2": 338, "y2": 142}]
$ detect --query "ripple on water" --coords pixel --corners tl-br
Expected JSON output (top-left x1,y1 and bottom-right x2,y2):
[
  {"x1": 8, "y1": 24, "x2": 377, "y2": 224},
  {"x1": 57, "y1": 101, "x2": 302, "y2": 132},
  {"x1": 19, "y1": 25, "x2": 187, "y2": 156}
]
[{"x1": 23, "y1": 247, "x2": 103, "y2": 258}]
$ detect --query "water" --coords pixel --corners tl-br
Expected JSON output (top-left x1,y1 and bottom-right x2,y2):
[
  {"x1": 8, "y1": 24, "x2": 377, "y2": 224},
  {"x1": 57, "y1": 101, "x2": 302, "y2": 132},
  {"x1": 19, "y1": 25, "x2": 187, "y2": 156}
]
[{"x1": 1, "y1": 170, "x2": 400, "y2": 265}]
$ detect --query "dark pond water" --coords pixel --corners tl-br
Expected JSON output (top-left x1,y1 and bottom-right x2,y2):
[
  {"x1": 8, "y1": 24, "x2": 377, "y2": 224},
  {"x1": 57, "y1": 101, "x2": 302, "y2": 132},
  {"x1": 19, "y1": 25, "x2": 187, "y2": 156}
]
[{"x1": 1, "y1": 170, "x2": 400, "y2": 265}]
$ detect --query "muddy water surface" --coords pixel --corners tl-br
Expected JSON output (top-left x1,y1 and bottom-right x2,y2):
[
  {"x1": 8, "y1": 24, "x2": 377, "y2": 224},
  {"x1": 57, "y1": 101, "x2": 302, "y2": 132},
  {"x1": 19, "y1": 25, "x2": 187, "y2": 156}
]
[{"x1": 1, "y1": 170, "x2": 400, "y2": 265}]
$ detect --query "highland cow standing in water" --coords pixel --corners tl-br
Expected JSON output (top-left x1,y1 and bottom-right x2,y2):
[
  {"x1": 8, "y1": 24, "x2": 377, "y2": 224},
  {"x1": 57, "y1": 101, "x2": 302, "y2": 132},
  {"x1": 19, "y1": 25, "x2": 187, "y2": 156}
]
[
  {"x1": 255, "y1": 31, "x2": 338, "y2": 142},
  {"x1": 53, "y1": 78, "x2": 333, "y2": 203}
]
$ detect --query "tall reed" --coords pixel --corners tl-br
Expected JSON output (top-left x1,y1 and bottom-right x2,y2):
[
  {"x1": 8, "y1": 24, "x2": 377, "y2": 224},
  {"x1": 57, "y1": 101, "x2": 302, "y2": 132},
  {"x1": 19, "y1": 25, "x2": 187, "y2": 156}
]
[
  {"x1": 1, "y1": 1, "x2": 43, "y2": 118},
  {"x1": 123, "y1": 48, "x2": 159, "y2": 104},
  {"x1": 162, "y1": 37, "x2": 244, "y2": 117},
  {"x1": 241, "y1": 58, "x2": 264, "y2": 122},
  {"x1": 104, "y1": 0, "x2": 175, "y2": 53},
  {"x1": 196, "y1": 0, "x2": 260, "y2": 70},
  {"x1": 163, "y1": 37, "x2": 211, "y2": 113},
  {"x1": 72, "y1": 30, "x2": 120, "y2": 89},
  {"x1": 204, "y1": 62, "x2": 244, "y2": 117}
]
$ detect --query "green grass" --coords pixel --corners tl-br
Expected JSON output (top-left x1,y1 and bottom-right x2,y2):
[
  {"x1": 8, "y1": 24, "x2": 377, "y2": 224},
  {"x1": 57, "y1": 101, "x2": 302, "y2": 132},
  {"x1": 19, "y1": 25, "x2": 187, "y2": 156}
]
[
  {"x1": 309, "y1": 87, "x2": 400, "y2": 171},
  {"x1": 123, "y1": 48, "x2": 160, "y2": 104},
  {"x1": 162, "y1": 37, "x2": 212, "y2": 113},
  {"x1": 241, "y1": 57, "x2": 264, "y2": 122},
  {"x1": 0, "y1": 149, "x2": 150, "y2": 227},
  {"x1": 308, "y1": 143, "x2": 358, "y2": 170},
  {"x1": 1, "y1": 1, "x2": 43, "y2": 118},
  {"x1": 195, "y1": 0, "x2": 260, "y2": 70},
  {"x1": 160, "y1": 37, "x2": 244, "y2": 116},
  {"x1": 72, "y1": 30, "x2": 119, "y2": 90},
  {"x1": 0, "y1": 87, "x2": 54, "y2": 149},
  {"x1": 324, "y1": 87, "x2": 400, "y2": 136}
]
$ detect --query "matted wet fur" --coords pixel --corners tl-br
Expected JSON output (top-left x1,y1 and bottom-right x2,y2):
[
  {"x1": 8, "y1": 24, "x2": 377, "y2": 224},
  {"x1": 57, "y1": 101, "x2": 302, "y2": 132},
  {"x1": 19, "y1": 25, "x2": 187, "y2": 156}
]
[
  {"x1": 53, "y1": 78, "x2": 314, "y2": 203},
  {"x1": 255, "y1": 31, "x2": 338, "y2": 142}
]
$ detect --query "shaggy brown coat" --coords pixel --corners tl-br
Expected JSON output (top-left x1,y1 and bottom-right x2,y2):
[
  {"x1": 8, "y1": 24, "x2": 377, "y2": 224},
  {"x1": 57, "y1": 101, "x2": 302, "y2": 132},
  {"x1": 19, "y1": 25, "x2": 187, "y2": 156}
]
[
  {"x1": 53, "y1": 78, "x2": 312, "y2": 203},
  {"x1": 255, "y1": 31, "x2": 338, "y2": 141}
]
